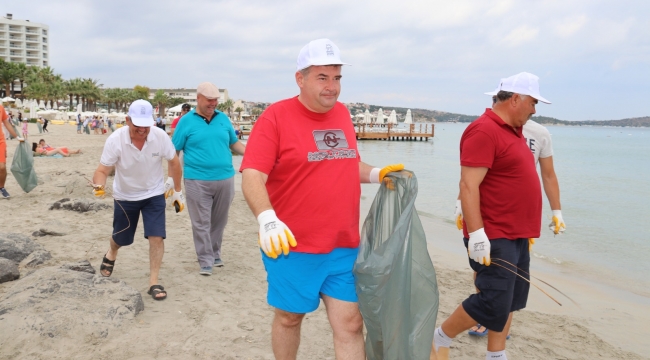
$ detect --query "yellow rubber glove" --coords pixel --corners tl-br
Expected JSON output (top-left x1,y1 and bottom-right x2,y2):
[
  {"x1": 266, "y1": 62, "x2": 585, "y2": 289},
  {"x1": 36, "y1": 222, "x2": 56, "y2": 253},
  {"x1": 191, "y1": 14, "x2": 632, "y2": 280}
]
[
  {"x1": 548, "y1": 210, "x2": 566, "y2": 235},
  {"x1": 172, "y1": 190, "x2": 185, "y2": 213},
  {"x1": 92, "y1": 184, "x2": 105, "y2": 198},
  {"x1": 163, "y1": 178, "x2": 174, "y2": 199},
  {"x1": 454, "y1": 199, "x2": 463, "y2": 230},
  {"x1": 379, "y1": 164, "x2": 404, "y2": 182},
  {"x1": 257, "y1": 210, "x2": 297, "y2": 259},
  {"x1": 528, "y1": 238, "x2": 535, "y2": 252}
]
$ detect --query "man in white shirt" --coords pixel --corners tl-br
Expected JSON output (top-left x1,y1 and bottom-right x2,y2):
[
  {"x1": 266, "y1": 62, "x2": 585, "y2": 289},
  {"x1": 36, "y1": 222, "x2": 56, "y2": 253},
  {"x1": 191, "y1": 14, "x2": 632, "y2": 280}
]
[{"x1": 92, "y1": 99, "x2": 185, "y2": 301}]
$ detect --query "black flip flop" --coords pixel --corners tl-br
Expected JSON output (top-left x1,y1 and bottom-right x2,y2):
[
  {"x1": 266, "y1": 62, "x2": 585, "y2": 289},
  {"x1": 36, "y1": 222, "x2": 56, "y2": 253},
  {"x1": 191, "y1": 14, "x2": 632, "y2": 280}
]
[
  {"x1": 100, "y1": 254, "x2": 115, "y2": 277},
  {"x1": 148, "y1": 285, "x2": 167, "y2": 301}
]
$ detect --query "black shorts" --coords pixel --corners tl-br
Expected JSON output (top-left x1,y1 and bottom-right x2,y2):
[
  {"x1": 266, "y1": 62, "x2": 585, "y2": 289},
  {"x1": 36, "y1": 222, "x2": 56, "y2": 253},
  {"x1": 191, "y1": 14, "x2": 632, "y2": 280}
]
[
  {"x1": 112, "y1": 194, "x2": 166, "y2": 246},
  {"x1": 461, "y1": 237, "x2": 530, "y2": 332}
]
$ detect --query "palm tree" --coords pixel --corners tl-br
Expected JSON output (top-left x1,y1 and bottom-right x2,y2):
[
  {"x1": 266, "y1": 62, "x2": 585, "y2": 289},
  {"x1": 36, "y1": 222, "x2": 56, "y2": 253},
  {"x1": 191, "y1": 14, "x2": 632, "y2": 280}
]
[
  {"x1": 152, "y1": 90, "x2": 170, "y2": 118},
  {"x1": 234, "y1": 106, "x2": 244, "y2": 122},
  {"x1": 0, "y1": 60, "x2": 17, "y2": 98},
  {"x1": 65, "y1": 78, "x2": 83, "y2": 111},
  {"x1": 13, "y1": 63, "x2": 31, "y2": 100},
  {"x1": 222, "y1": 99, "x2": 234, "y2": 118},
  {"x1": 80, "y1": 78, "x2": 101, "y2": 111}
]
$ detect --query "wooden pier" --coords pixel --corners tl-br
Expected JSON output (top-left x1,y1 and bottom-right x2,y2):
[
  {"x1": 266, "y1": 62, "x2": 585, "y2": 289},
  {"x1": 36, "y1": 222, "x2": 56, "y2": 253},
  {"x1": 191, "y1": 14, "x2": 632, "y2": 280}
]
[{"x1": 354, "y1": 123, "x2": 434, "y2": 141}]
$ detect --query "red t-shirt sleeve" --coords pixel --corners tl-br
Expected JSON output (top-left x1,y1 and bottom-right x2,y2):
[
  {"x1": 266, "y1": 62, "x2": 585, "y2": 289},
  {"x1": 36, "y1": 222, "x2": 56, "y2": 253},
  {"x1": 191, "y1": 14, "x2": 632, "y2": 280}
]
[
  {"x1": 460, "y1": 129, "x2": 495, "y2": 168},
  {"x1": 239, "y1": 114, "x2": 279, "y2": 175},
  {"x1": 170, "y1": 117, "x2": 180, "y2": 129}
]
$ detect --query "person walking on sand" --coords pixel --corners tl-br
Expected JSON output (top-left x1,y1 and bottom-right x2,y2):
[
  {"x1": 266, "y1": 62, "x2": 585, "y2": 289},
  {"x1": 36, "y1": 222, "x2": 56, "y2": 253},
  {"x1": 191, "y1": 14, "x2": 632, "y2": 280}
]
[
  {"x1": 77, "y1": 113, "x2": 83, "y2": 134},
  {"x1": 240, "y1": 38, "x2": 404, "y2": 360},
  {"x1": 91, "y1": 99, "x2": 185, "y2": 301},
  {"x1": 432, "y1": 72, "x2": 550, "y2": 360},
  {"x1": 83, "y1": 116, "x2": 91, "y2": 135},
  {"x1": 457, "y1": 93, "x2": 567, "y2": 340},
  {"x1": 0, "y1": 104, "x2": 25, "y2": 199},
  {"x1": 171, "y1": 83, "x2": 246, "y2": 275}
]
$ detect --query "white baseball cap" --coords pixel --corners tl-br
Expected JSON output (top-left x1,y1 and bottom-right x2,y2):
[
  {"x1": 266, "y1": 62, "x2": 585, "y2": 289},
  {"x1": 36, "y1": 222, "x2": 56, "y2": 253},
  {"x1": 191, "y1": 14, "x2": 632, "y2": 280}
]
[
  {"x1": 197, "y1": 82, "x2": 220, "y2": 99},
  {"x1": 127, "y1": 99, "x2": 154, "y2": 127},
  {"x1": 296, "y1": 38, "x2": 348, "y2": 71},
  {"x1": 485, "y1": 72, "x2": 551, "y2": 104}
]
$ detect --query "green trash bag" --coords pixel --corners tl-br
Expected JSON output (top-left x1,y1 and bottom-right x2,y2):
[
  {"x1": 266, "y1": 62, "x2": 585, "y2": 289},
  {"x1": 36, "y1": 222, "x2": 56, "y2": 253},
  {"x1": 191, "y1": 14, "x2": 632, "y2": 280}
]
[
  {"x1": 10, "y1": 141, "x2": 38, "y2": 193},
  {"x1": 354, "y1": 171, "x2": 439, "y2": 360}
]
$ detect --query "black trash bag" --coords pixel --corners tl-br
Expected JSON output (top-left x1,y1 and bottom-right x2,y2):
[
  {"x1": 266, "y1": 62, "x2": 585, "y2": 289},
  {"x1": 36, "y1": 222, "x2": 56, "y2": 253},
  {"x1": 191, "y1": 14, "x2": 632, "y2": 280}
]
[
  {"x1": 354, "y1": 171, "x2": 439, "y2": 360},
  {"x1": 10, "y1": 141, "x2": 38, "y2": 193}
]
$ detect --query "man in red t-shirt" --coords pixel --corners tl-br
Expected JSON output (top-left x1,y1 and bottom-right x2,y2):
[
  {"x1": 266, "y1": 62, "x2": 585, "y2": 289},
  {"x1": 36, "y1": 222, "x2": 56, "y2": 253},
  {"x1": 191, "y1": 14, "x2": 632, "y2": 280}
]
[
  {"x1": 169, "y1": 103, "x2": 191, "y2": 137},
  {"x1": 241, "y1": 39, "x2": 402, "y2": 360},
  {"x1": 432, "y1": 72, "x2": 550, "y2": 360},
  {"x1": 0, "y1": 104, "x2": 25, "y2": 199}
]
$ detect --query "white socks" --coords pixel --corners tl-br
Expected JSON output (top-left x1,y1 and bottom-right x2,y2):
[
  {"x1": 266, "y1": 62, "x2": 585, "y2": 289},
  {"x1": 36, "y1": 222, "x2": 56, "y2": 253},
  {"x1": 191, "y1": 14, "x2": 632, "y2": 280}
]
[
  {"x1": 434, "y1": 327, "x2": 453, "y2": 351},
  {"x1": 486, "y1": 350, "x2": 507, "y2": 359}
]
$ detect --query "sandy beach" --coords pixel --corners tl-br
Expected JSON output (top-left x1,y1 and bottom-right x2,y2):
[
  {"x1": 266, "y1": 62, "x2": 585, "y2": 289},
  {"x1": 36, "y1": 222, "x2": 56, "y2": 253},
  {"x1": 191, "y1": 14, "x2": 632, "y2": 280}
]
[{"x1": 0, "y1": 122, "x2": 647, "y2": 359}]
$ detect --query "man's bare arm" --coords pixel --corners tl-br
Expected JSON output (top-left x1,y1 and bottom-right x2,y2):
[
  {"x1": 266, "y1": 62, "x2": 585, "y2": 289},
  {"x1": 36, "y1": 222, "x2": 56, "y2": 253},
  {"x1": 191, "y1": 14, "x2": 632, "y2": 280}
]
[
  {"x1": 459, "y1": 166, "x2": 488, "y2": 233},
  {"x1": 242, "y1": 168, "x2": 271, "y2": 217},
  {"x1": 167, "y1": 155, "x2": 182, "y2": 192},
  {"x1": 359, "y1": 161, "x2": 375, "y2": 183},
  {"x1": 230, "y1": 141, "x2": 246, "y2": 156},
  {"x1": 2, "y1": 119, "x2": 19, "y2": 138},
  {"x1": 539, "y1": 156, "x2": 561, "y2": 210},
  {"x1": 92, "y1": 163, "x2": 114, "y2": 188}
]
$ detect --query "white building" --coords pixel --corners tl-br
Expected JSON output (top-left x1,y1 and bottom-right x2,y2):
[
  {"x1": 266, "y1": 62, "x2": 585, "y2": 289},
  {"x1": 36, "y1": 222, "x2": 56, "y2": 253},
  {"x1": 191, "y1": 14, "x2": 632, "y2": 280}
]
[
  {"x1": 149, "y1": 87, "x2": 230, "y2": 105},
  {"x1": 0, "y1": 14, "x2": 49, "y2": 67}
]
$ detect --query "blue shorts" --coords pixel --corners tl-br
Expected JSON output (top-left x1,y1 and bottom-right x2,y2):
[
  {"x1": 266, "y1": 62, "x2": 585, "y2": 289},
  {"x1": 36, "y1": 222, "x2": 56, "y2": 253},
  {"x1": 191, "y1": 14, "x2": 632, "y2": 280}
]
[
  {"x1": 112, "y1": 194, "x2": 166, "y2": 246},
  {"x1": 462, "y1": 238, "x2": 530, "y2": 332},
  {"x1": 261, "y1": 247, "x2": 359, "y2": 314}
]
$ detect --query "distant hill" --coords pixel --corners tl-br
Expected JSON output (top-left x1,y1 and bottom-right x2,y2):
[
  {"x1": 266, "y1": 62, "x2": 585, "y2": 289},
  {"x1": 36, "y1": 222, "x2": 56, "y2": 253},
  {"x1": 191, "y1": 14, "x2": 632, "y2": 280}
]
[{"x1": 345, "y1": 102, "x2": 650, "y2": 127}]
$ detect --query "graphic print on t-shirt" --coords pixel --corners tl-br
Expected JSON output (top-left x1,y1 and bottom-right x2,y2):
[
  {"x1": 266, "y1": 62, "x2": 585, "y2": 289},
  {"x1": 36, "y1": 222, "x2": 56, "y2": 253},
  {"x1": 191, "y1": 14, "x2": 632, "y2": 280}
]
[{"x1": 308, "y1": 129, "x2": 357, "y2": 162}]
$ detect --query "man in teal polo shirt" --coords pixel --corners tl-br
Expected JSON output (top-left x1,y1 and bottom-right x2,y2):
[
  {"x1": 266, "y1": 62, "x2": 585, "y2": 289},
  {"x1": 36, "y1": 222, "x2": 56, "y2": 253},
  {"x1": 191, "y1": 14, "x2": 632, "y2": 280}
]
[{"x1": 171, "y1": 82, "x2": 246, "y2": 275}]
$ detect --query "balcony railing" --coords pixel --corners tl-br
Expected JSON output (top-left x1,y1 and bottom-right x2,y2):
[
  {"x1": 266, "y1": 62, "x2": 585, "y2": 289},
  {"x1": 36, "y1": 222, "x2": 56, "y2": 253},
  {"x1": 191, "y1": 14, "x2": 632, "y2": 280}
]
[
  {"x1": 25, "y1": 38, "x2": 38, "y2": 43},
  {"x1": 9, "y1": 36, "x2": 22, "y2": 40},
  {"x1": 26, "y1": 45, "x2": 37, "y2": 49},
  {"x1": 26, "y1": 53, "x2": 39, "y2": 58},
  {"x1": 25, "y1": 30, "x2": 37, "y2": 34},
  {"x1": 9, "y1": 44, "x2": 22, "y2": 48},
  {"x1": 8, "y1": 27, "x2": 22, "y2": 33}
]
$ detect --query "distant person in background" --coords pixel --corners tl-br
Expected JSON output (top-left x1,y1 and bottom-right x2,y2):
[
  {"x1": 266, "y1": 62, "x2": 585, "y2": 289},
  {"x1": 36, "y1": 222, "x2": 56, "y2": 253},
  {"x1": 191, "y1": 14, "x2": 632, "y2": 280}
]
[
  {"x1": 17, "y1": 112, "x2": 23, "y2": 126},
  {"x1": 77, "y1": 114, "x2": 83, "y2": 134},
  {"x1": 21, "y1": 119, "x2": 28, "y2": 139},
  {"x1": 0, "y1": 104, "x2": 25, "y2": 199},
  {"x1": 83, "y1": 116, "x2": 91, "y2": 135},
  {"x1": 42, "y1": 117, "x2": 49, "y2": 133},
  {"x1": 172, "y1": 83, "x2": 246, "y2": 275},
  {"x1": 36, "y1": 116, "x2": 44, "y2": 133},
  {"x1": 433, "y1": 72, "x2": 550, "y2": 360},
  {"x1": 34, "y1": 139, "x2": 82, "y2": 156},
  {"x1": 169, "y1": 103, "x2": 191, "y2": 137}
]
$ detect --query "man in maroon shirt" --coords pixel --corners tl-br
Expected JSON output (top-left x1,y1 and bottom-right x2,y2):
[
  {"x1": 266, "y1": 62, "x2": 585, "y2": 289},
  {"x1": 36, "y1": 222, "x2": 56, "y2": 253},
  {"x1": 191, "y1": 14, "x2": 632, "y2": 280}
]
[{"x1": 432, "y1": 72, "x2": 550, "y2": 360}]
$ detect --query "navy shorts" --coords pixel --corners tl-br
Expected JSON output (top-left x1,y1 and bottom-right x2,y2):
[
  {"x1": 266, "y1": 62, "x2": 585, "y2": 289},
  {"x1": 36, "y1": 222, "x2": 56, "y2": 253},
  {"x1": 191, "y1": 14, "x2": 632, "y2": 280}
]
[
  {"x1": 461, "y1": 238, "x2": 530, "y2": 332},
  {"x1": 112, "y1": 194, "x2": 166, "y2": 246}
]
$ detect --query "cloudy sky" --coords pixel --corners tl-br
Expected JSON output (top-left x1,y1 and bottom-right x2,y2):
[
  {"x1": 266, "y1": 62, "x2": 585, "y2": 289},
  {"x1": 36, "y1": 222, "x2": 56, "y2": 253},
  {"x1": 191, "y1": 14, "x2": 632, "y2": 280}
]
[{"x1": 8, "y1": 0, "x2": 650, "y2": 120}]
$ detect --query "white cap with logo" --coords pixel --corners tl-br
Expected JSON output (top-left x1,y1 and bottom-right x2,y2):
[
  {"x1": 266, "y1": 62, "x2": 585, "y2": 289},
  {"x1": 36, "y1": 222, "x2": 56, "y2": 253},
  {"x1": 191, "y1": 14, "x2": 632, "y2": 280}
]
[
  {"x1": 127, "y1": 99, "x2": 154, "y2": 127},
  {"x1": 197, "y1": 82, "x2": 220, "y2": 100},
  {"x1": 485, "y1": 72, "x2": 551, "y2": 104},
  {"x1": 296, "y1": 38, "x2": 348, "y2": 71}
]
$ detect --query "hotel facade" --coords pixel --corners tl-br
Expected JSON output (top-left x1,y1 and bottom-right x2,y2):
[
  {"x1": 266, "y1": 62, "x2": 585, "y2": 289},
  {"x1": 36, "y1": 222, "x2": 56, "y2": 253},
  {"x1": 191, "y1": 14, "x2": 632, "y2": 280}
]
[{"x1": 0, "y1": 13, "x2": 49, "y2": 67}]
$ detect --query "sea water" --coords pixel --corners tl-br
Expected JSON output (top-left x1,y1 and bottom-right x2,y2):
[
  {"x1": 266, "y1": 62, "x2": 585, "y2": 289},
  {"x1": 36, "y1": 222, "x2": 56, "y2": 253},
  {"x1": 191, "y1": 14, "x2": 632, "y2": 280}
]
[{"x1": 357, "y1": 123, "x2": 650, "y2": 297}]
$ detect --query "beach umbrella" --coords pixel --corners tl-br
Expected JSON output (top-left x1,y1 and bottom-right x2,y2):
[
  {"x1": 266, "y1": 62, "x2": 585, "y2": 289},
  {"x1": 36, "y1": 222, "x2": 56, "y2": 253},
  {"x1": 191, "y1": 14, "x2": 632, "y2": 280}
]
[
  {"x1": 364, "y1": 109, "x2": 372, "y2": 124},
  {"x1": 38, "y1": 100, "x2": 46, "y2": 109},
  {"x1": 76, "y1": 103, "x2": 82, "y2": 113},
  {"x1": 1, "y1": 97, "x2": 15, "y2": 102},
  {"x1": 388, "y1": 110, "x2": 397, "y2": 124},
  {"x1": 376, "y1": 109, "x2": 385, "y2": 124},
  {"x1": 404, "y1": 109, "x2": 413, "y2": 124},
  {"x1": 15, "y1": 99, "x2": 22, "y2": 107}
]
